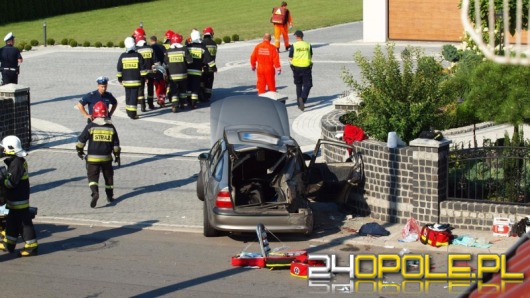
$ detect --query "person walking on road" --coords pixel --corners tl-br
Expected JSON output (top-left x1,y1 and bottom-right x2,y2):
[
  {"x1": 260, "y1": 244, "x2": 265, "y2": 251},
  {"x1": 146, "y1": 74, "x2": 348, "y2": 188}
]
[
  {"x1": 0, "y1": 32, "x2": 23, "y2": 85},
  {"x1": 77, "y1": 76, "x2": 118, "y2": 122},
  {"x1": 250, "y1": 33, "x2": 281, "y2": 95},
  {"x1": 0, "y1": 135, "x2": 38, "y2": 257},
  {"x1": 271, "y1": 1, "x2": 293, "y2": 52},
  {"x1": 76, "y1": 101, "x2": 121, "y2": 208},
  {"x1": 117, "y1": 37, "x2": 148, "y2": 119},
  {"x1": 289, "y1": 30, "x2": 313, "y2": 111}
]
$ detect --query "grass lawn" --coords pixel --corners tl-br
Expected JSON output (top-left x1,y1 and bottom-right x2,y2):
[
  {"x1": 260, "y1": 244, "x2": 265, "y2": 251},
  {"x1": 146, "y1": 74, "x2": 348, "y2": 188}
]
[{"x1": 0, "y1": 0, "x2": 362, "y2": 46}]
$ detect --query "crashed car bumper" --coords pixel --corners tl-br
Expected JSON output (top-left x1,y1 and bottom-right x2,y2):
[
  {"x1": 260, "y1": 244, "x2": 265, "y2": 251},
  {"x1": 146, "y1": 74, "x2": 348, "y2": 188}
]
[{"x1": 211, "y1": 208, "x2": 313, "y2": 234}]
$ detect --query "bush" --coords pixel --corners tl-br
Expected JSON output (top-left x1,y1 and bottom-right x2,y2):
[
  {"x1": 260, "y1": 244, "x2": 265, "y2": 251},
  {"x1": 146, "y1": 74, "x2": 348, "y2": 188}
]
[
  {"x1": 30, "y1": 39, "x2": 39, "y2": 46},
  {"x1": 24, "y1": 44, "x2": 32, "y2": 51},
  {"x1": 341, "y1": 43, "x2": 449, "y2": 143},
  {"x1": 118, "y1": 40, "x2": 125, "y2": 48},
  {"x1": 69, "y1": 39, "x2": 78, "y2": 47},
  {"x1": 214, "y1": 38, "x2": 222, "y2": 45},
  {"x1": 61, "y1": 38, "x2": 68, "y2": 45},
  {"x1": 16, "y1": 44, "x2": 24, "y2": 51},
  {"x1": 232, "y1": 34, "x2": 240, "y2": 42},
  {"x1": 83, "y1": 41, "x2": 90, "y2": 47},
  {"x1": 106, "y1": 41, "x2": 114, "y2": 48},
  {"x1": 46, "y1": 38, "x2": 55, "y2": 45},
  {"x1": 94, "y1": 41, "x2": 102, "y2": 48},
  {"x1": 222, "y1": 36, "x2": 231, "y2": 43}
]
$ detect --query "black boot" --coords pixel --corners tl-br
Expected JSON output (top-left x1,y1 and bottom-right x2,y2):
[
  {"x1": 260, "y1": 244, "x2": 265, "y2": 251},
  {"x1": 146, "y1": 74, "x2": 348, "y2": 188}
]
[
  {"x1": 90, "y1": 185, "x2": 99, "y2": 208},
  {"x1": 140, "y1": 99, "x2": 146, "y2": 112},
  {"x1": 105, "y1": 188, "x2": 114, "y2": 203}
]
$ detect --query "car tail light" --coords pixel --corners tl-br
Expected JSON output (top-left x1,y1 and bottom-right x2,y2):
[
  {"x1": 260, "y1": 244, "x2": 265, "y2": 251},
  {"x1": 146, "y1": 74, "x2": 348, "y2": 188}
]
[{"x1": 215, "y1": 188, "x2": 233, "y2": 208}]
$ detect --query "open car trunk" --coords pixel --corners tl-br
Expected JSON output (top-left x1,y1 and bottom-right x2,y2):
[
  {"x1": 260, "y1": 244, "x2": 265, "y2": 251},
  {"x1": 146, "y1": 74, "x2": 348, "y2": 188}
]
[{"x1": 230, "y1": 146, "x2": 308, "y2": 213}]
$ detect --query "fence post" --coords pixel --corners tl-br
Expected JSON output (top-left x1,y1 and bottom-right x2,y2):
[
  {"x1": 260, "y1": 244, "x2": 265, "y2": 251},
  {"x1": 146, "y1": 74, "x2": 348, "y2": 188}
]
[
  {"x1": 409, "y1": 138, "x2": 452, "y2": 224},
  {"x1": 0, "y1": 83, "x2": 31, "y2": 149}
]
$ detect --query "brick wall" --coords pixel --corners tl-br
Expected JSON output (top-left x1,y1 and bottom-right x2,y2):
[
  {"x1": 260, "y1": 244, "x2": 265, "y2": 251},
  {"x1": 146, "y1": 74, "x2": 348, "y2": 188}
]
[{"x1": 321, "y1": 109, "x2": 530, "y2": 230}]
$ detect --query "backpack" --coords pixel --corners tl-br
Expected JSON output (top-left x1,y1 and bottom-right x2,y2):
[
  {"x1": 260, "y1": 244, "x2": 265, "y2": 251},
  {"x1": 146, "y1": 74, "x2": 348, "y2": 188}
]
[{"x1": 420, "y1": 224, "x2": 452, "y2": 247}]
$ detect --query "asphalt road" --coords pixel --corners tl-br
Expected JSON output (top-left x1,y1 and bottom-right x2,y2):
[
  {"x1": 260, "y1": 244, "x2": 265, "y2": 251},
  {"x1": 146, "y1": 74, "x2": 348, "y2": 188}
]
[{"x1": 0, "y1": 224, "x2": 463, "y2": 298}]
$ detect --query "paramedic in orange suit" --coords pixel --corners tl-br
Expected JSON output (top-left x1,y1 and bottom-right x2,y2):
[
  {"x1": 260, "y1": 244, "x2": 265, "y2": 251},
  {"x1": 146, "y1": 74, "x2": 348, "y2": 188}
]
[
  {"x1": 271, "y1": 1, "x2": 293, "y2": 51},
  {"x1": 250, "y1": 33, "x2": 281, "y2": 95}
]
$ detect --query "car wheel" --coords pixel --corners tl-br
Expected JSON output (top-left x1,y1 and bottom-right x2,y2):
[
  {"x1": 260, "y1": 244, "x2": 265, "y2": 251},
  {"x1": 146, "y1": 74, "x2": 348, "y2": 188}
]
[
  {"x1": 196, "y1": 175, "x2": 205, "y2": 201},
  {"x1": 203, "y1": 200, "x2": 219, "y2": 237}
]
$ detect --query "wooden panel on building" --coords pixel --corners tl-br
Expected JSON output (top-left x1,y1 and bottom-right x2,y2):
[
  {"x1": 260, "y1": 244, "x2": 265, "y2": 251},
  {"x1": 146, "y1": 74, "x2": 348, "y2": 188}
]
[{"x1": 389, "y1": 0, "x2": 463, "y2": 42}]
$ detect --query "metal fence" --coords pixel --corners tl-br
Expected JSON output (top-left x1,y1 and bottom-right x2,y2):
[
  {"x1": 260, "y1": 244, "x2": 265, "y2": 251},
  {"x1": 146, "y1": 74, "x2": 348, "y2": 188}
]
[{"x1": 448, "y1": 144, "x2": 530, "y2": 205}]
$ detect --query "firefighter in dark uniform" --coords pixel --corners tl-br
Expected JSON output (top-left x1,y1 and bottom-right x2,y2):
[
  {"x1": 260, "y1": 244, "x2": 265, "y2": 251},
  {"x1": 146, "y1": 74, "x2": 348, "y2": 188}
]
[
  {"x1": 76, "y1": 101, "x2": 121, "y2": 208},
  {"x1": 77, "y1": 76, "x2": 118, "y2": 122},
  {"x1": 0, "y1": 135, "x2": 38, "y2": 257},
  {"x1": 117, "y1": 37, "x2": 148, "y2": 119},
  {"x1": 135, "y1": 35, "x2": 158, "y2": 112},
  {"x1": 165, "y1": 33, "x2": 193, "y2": 113},
  {"x1": 0, "y1": 32, "x2": 23, "y2": 85},
  {"x1": 201, "y1": 27, "x2": 217, "y2": 102},
  {"x1": 186, "y1": 29, "x2": 216, "y2": 109}
]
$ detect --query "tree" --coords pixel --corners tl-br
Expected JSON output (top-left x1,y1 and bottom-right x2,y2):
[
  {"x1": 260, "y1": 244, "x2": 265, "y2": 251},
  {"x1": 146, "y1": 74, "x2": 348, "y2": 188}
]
[{"x1": 466, "y1": 61, "x2": 530, "y2": 136}]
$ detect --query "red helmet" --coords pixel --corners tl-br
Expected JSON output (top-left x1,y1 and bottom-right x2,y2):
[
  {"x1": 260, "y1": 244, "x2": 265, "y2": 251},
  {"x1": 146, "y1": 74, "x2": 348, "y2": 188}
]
[
  {"x1": 170, "y1": 33, "x2": 183, "y2": 44},
  {"x1": 203, "y1": 27, "x2": 214, "y2": 36},
  {"x1": 164, "y1": 30, "x2": 175, "y2": 42},
  {"x1": 133, "y1": 28, "x2": 146, "y2": 38},
  {"x1": 92, "y1": 101, "x2": 108, "y2": 118},
  {"x1": 134, "y1": 34, "x2": 146, "y2": 44}
]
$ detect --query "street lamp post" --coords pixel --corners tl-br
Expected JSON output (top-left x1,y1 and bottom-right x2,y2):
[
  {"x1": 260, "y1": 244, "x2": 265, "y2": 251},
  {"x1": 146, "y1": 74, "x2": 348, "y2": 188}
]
[{"x1": 43, "y1": 21, "x2": 47, "y2": 47}]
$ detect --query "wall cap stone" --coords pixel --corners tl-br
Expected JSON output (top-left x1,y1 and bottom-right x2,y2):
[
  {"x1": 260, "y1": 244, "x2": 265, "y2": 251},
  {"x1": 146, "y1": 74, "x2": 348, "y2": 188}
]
[
  {"x1": 0, "y1": 83, "x2": 29, "y2": 93},
  {"x1": 410, "y1": 138, "x2": 452, "y2": 148}
]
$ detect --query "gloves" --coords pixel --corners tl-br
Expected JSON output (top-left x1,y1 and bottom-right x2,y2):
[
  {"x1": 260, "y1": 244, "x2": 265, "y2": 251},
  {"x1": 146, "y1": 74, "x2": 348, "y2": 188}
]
[
  {"x1": 114, "y1": 155, "x2": 121, "y2": 167},
  {"x1": 251, "y1": 66, "x2": 256, "y2": 71},
  {"x1": 77, "y1": 150, "x2": 85, "y2": 160},
  {"x1": 277, "y1": 69, "x2": 281, "y2": 75}
]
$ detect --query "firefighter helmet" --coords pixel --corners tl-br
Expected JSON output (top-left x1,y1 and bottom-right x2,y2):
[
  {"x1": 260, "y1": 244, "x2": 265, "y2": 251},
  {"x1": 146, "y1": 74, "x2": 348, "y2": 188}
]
[
  {"x1": 164, "y1": 30, "x2": 175, "y2": 43},
  {"x1": 135, "y1": 34, "x2": 146, "y2": 44},
  {"x1": 124, "y1": 36, "x2": 136, "y2": 51},
  {"x1": 133, "y1": 28, "x2": 146, "y2": 38},
  {"x1": 170, "y1": 33, "x2": 183, "y2": 45},
  {"x1": 203, "y1": 27, "x2": 214, "y2": 36},
  {"x1": 1, "y1": 135, "x2": 27, "y2": 157},
  {"x1": 92, "y1": 101, "x2": 108, "y2": 118},
  {"x1": 190, "y1": 29, "x2": 201, "y2": 43}
]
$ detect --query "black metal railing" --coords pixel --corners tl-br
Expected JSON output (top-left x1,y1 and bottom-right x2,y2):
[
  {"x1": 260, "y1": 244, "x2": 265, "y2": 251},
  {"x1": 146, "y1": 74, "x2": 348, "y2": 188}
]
[{"x1": 448, "y1": 144, "x2": 530, "y2": 205}]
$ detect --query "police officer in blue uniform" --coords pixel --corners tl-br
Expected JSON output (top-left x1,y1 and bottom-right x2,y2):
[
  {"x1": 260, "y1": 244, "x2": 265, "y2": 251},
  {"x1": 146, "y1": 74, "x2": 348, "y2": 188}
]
[
  {"x1": 0, "y1": 32, "x2": 23, "y2": 85},
  {"x1": 77, "y1": 76, "x2": 118, "y2": 122}
]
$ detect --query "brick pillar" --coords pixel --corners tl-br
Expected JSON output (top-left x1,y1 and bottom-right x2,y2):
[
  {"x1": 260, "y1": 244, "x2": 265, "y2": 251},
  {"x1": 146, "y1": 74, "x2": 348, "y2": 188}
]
[
  {"x1": 0, "y1": 83, "x2": 31, "y2": 149},
  {"x1": 409, "y1": 138, "x2": 452, "y2": 224}
]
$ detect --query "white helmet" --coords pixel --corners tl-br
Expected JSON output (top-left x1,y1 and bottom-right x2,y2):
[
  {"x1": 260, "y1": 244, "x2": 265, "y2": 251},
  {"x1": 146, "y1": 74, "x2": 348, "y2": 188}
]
[
  {"x1": 190, "y1": 29, "x2": 201, "y2": 43},
  {"x1": 124, "y1": 37, "x2": 136, "y2": 51},
  {"x1": 1, "y1": 135, "x2": 27, "y2": 157}
]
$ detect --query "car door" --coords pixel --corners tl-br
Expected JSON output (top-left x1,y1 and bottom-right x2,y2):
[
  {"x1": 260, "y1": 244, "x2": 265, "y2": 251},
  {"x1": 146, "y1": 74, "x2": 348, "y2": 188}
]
[
  {"x1": 305, "y1": 139, "x2": 363, "y2": 204},
  {"x1": 204, "y1": 139, "x2": 225, "y2": 202}
]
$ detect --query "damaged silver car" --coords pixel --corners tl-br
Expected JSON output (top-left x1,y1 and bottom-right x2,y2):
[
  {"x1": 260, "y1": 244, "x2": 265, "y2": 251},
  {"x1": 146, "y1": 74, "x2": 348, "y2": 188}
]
[{"x1": 197, "y1": 95, "x2": 361, "y2": 237}]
